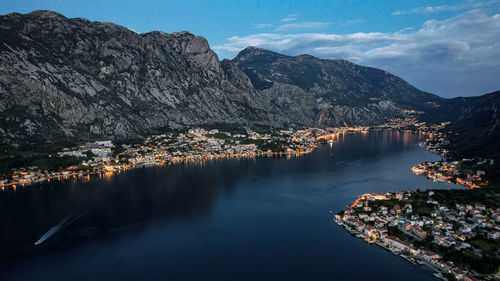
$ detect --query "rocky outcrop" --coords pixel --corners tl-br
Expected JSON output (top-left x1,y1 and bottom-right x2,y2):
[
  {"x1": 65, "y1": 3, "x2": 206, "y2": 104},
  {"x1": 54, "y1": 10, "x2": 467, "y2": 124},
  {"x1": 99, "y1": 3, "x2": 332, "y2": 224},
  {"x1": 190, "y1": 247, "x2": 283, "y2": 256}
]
[
  {"x1": 0, "y1": 11, "x2": 284, "y2": 145},
  {"x1": 262, "y1": 82, "x2": 317, "y2": 126}
]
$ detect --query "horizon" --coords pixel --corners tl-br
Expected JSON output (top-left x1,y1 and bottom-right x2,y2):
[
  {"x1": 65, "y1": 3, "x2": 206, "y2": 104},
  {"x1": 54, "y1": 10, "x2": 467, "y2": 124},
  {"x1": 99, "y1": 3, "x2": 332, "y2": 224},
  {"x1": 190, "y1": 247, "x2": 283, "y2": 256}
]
[{"x1": 1, "y1": 0, "x2": 499, "y2": 98}]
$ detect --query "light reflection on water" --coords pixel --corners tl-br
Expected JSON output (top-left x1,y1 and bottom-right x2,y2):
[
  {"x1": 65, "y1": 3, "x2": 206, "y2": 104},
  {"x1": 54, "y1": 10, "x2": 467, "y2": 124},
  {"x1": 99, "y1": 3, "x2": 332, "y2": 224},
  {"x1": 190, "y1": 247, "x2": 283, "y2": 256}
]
[{"x1": 0, "y1": 130, "x2": 457, "y2": 281}]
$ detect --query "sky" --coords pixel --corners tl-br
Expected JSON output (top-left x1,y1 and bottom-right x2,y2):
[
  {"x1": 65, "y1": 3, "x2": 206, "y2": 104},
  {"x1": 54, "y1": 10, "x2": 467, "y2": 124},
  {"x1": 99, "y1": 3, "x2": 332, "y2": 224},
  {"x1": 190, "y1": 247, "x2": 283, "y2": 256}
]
[{"x1": 1, "y1": 0, "x2": 499, "y2": 98}]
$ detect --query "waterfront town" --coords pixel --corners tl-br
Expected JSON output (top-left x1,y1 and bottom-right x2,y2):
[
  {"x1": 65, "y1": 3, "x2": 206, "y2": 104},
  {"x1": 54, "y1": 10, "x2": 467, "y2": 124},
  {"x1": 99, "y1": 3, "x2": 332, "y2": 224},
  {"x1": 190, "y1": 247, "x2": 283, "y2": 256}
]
[
  {"x1": 0, "y1": 125, "x2": 364, "y2": 189},
  {"x1": 412, "y1": 160, "x2": 490, "y2": 189},
  {"x1": 335, "y1": 190, "x2": 500, "y2": 281},
  {"x1": 332, "y1": 119, "x2": 499, "y2": 281},
  {"x1": 1, "y1": 112, "x2": 498, "y2": 280},
  {"x1": 410, "y1": 125, "x2": 492, "y2": 189},
  {"x1": 0, "y1": 113, "x2": 490, "y2": 192}
]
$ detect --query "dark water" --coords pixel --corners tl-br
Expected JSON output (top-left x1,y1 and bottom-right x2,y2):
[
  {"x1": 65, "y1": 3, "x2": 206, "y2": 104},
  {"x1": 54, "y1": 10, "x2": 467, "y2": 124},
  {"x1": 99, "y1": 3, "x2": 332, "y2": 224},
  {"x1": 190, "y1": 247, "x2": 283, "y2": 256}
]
[{"x1": 0, "y1": 130, "x2": 459, "y2": 281}]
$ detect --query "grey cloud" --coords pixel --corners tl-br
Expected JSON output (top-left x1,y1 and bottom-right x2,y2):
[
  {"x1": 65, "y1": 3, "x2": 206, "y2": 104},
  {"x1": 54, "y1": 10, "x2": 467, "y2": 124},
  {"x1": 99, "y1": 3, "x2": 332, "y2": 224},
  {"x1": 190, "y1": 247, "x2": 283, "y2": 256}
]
[
  {"x1": 275, "y1": 21, "x2": 330, "y2": 31},
  {"x1": 254, "y1": 23, "x2": 272, "y2": 29},
  {"x1": 392, "y1": 0, "x2": 500, "y2": 15}
]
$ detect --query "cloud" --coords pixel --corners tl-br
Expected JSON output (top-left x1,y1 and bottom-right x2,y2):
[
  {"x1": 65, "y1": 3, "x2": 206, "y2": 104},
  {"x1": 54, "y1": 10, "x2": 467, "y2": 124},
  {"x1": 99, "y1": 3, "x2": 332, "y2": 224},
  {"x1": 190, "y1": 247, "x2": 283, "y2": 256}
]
[
  {"x1": 275, "y1": 21, "x2": 330, "y2": 31},
  {"x1": 213, "y1": 10, "x2": 500, "y2": 97},
  {"x1": 280, "y1": 14, "x2": 298, "y2": 22},
  {"x1": 392, "y1": 5, "x2": 452, "y2": 16},
  {"x1": 392, "y1": 0, "x2": 500, "y2": 15},
  {"x1": 254, "y1": 23, "x2": 272, "y2": 29}
]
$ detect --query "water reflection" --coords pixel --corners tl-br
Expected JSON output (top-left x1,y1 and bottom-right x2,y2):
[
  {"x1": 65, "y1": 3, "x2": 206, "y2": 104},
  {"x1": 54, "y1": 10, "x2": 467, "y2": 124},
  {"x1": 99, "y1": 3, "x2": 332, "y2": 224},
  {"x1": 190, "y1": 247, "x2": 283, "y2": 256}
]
[{"x1": 0, "y1": 130, "x2": 429, "y2": 260}]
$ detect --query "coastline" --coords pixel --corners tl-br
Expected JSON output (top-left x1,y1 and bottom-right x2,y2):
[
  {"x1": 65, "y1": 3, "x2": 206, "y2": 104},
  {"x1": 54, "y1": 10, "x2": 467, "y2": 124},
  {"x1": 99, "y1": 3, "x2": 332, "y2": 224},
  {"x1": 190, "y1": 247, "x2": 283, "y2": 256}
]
[
  {"x1": 333, "y1": 128, "x2": 498, "y2": 281},
  {"x1": 3, "y1": 117, "x2": 496, "y2": 278},
  {"x1": 0, "y1": 128, "x2": 459, "y2": 281},
  {"x1": 1, "y1": 125, "x2": 376, "y2": 190},
  {"x1": 1, "y1": 113, "x2": 449, "y2": 191}
]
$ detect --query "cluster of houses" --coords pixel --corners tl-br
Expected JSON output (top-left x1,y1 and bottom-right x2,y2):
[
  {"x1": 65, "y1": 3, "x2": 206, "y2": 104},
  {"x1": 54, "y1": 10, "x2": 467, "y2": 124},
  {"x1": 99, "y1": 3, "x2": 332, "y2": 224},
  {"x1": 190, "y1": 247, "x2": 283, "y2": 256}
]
[
  {"x1": 1, "y1": 127, "x2": 325, "y2": 188},
  {"x1": 374, "y1": 112, "x2": 449, "y2": 134},
  {"x1": 381, "y1": 116, "x2": 426, "y2": 130},
  {"x1": 1, "y1": 140, "x2": 118, "y2": 189},
  {"x1": 335, "y1": 190, "x2": 499, "y2": 281},
  {"x1": 412, "y1": 160, "x2": 489, "y2": 189},
  {"x1": 412, "y1": 122, "x2": 494, "y2": 189},
  {"x1": 422, "y1": 130, "x2": 450, "y2": 157},
  {"x1": 118, "y1": 127, "x2": 321, "y2": 167},
  {"x1": 410, "y1": 124, "x2": 494, "y2": 190},
  {"x1": 59, "y1": 140, "x2": 115, "y2": 162}
]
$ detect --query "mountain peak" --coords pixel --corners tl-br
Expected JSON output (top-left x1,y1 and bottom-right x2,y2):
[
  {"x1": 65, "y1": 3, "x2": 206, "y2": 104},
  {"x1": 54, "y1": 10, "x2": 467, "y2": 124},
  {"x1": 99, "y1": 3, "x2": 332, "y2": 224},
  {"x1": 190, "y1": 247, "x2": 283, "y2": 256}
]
[
  {"x1": 28, "y1": 10, "x2": 65, "y2": 19},
  {"x1": 234, "y1": 46, "x2": 286, "y2": 63}
]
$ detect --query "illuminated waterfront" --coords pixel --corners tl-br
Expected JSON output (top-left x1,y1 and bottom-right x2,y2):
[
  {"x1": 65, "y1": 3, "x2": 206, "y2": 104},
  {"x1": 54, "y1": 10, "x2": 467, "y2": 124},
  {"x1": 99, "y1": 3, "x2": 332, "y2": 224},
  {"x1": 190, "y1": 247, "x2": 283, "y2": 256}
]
[{"x1": 0, "y1": 130, "x2": 457, "y2": 281}]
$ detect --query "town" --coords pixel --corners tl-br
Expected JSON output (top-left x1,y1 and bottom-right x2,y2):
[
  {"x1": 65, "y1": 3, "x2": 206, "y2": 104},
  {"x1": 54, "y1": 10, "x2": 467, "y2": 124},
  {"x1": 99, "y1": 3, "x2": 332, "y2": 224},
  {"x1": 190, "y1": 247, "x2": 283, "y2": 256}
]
[
  {"x1": 412, "y1": 160, "x2": 491, "y2": 189},
  {"x1": 335, "y1": 190, "x2": 500, "y2": 281},
  {"x1": 410, "y1": 126, "x2": 493, "y2": 189},
  {"x1": 2, "y1": 110, "x2": 498, "y2": 279},
  {"x1": 1, "y1": 112, "x2": 486, "y2": 191},
  {"x1": 1, "y1": 126, "x2": 372, "y2": 189}
]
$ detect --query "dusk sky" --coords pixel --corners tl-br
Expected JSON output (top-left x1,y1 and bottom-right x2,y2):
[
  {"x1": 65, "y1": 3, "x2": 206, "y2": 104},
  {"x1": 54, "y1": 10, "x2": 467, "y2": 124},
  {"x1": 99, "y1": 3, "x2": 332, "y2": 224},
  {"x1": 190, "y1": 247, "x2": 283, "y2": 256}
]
[{"x1": 1, "y1": 0, "x2": 499, "y2": 98}]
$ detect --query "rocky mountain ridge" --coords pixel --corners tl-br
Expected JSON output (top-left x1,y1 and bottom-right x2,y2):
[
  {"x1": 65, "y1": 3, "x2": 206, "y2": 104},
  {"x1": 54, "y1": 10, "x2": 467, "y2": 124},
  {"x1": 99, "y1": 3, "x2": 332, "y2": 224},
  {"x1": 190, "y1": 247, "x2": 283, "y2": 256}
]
[
  {"x1": 233, "y1": 46, "x2": 444, "y2": 126},
  {"x1": 0, "y1": 10, "x2": 286, "y2": 145},
  {"x1": 0, "y1": 10, "x2": 497, "y2": 147}
]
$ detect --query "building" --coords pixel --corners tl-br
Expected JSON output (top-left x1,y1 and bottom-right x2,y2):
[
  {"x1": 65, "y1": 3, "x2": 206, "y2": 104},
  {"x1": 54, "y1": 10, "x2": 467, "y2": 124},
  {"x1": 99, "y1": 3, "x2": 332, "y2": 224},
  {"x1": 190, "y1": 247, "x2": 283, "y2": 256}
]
[
  {"x1": 382, "y1": 235, "x2": 411, "y2": 252},
  {"x1": 364, "y1": 225, "x2": 378, "y2": 238},
  {"x1": 374, "y1": 218, "x2": 386, "y2": 228},
  {"x1": 487, "y1": 231, "x2": 500, "y2": 240},
  {"x1": 421, "y1": 250, "x2": 440, "y2": 263},
  {"x1": 411, "y1": 226, "x2": 427, "y2": 239}
]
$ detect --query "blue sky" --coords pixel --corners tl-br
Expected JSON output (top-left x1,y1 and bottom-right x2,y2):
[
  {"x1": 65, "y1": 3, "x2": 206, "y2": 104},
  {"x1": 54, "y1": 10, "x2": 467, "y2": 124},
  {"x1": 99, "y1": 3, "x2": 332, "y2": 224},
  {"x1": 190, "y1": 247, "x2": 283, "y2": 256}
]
[{"x1": 1, "y1": 0, "x2": 500, "y2": 98}]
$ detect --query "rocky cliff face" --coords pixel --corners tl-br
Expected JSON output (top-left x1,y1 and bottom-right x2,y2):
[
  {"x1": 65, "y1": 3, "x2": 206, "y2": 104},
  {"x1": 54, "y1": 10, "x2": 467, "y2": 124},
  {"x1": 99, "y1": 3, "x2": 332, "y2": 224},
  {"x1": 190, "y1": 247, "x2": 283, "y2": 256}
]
[
  {"x1": 0, "y1": 11, "x2": 284, "y2": 145},
  {"x1": 0, "y1": 11, "x2": 472, "y2": 146},
  {"x1": 233, "y1": 46, "x2": 443, "y2": 126}
]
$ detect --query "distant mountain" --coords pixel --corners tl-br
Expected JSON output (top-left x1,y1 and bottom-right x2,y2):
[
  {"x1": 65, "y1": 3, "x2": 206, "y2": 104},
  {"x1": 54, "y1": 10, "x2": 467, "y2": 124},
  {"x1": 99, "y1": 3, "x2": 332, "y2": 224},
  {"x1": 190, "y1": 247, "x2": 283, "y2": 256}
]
[
  {"x1": 0, "y1": 10, "x2": 497, "y2": 148},
  {"x1": 437, "y1": 91, "x2": 500, "y2": 160},
  {"x1": 233, "y1": 46, "x2": 443, "y2": 126}
]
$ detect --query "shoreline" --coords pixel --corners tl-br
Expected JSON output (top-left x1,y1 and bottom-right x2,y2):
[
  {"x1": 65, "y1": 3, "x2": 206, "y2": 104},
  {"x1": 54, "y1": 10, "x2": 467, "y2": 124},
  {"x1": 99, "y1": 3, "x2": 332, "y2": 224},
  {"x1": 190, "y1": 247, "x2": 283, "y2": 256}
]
[
  {"x1": 333, "y1": 123, "x2": 500, "y2": 281},
  {"x1": 1, "y1": 111, "x2": 446, "y2": 190},
  {"x1": 334, "y1": 215, "x2": 450, "y2": 279},
  {"x1": 0, "y1": 126, "x2": 440, "y2": 191},
  {"x1": 1, "y1": 124, "x2": 390, "y2": 190},
  {"x1": 333, "y1": 129, "x2": 495, "y2": 281},
  {"x1": 0, "y1": 146, "x2": 317, "y2": 191}
]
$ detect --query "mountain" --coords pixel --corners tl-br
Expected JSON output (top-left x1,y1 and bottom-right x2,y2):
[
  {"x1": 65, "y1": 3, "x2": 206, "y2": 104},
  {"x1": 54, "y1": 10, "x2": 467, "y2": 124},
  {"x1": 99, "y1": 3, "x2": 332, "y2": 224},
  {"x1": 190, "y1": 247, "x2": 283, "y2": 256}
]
[
  {"x1": 233, "y1": 46, "x2": 443, "y2": 126},
  {"x1": 0, "y1": 10, "x2": 497, "y2": 148},
  {"x1": 0, "y1": 10, "x2": 290, "y2": 145},
  {"x1": 437, "y1": 91, "x2": 500, "y2": 159}
]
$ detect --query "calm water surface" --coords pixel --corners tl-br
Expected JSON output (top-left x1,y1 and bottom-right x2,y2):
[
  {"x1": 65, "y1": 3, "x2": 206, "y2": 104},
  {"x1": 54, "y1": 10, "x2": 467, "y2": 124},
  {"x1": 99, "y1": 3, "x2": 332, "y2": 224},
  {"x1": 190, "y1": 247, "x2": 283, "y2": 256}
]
[{"x1": 0, "y1": 130, "x2": 459, "y2": 281}]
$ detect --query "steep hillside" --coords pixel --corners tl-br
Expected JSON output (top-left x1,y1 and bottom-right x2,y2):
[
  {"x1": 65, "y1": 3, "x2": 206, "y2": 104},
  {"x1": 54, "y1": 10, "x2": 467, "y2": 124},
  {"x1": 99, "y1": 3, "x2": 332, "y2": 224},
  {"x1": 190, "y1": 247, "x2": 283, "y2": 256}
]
[
  {"x1": 440, "y1": 91, "x2": 500, "y2": 160},
  {"x1": 0, "y1": 11, "x2": 286, "y2": 145},
  {"x1": 234, "y1": 46, "x2": 443, "y2": 126}
]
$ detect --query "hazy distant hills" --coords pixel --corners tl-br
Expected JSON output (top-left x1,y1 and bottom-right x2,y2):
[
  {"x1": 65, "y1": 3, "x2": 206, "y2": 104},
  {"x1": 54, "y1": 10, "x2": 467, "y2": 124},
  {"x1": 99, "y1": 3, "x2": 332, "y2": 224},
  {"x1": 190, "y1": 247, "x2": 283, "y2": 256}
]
[{"x1": 0, "y1": 10, "x2": 498, "y2": 148}]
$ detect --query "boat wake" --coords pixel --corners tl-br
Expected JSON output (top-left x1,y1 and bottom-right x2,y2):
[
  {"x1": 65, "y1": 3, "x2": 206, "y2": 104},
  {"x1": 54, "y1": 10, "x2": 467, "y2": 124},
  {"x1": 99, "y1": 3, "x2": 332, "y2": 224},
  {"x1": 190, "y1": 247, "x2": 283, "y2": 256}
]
[{"x1": 34, "y1": 210, "x2": 87, "y2": 245}]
